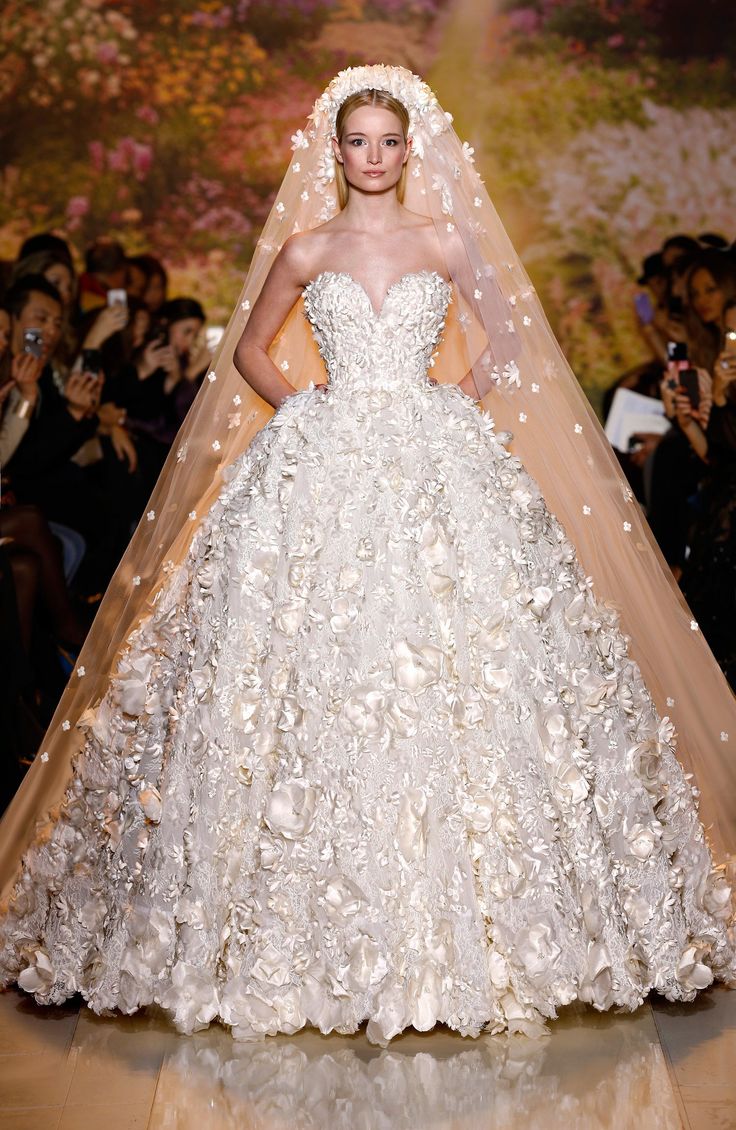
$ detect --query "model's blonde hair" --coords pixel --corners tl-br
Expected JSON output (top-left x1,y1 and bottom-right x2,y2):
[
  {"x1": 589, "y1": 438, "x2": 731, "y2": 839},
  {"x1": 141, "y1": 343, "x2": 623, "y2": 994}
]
[{"x1": 334, "y1": 89, "x2": 410, "y2": 209}]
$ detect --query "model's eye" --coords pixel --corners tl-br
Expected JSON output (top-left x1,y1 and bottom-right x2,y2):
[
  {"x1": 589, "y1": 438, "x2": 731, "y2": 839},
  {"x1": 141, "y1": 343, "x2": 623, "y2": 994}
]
[
  {"x1": 384, "y1": 139, "x2": 399, "y2": 146},
  {"x1": 349, "y1": 139, "x2": 366, "y2": 146}
]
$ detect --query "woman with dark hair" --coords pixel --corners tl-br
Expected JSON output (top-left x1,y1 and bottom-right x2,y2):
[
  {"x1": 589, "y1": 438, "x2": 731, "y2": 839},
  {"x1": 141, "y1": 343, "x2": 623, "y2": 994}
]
[
  {"x1": 101, "y1": 297, "x2": 207, "y2": 515},
  {"x1": 685, "y1": 250, "x2": 736, "y2": 374},
  {"x1": 677, "y1": 297, "x2": 736, "y2": 685},
  {"x1": 127, "y1": 253, "x2": 169, "y2": 313}
]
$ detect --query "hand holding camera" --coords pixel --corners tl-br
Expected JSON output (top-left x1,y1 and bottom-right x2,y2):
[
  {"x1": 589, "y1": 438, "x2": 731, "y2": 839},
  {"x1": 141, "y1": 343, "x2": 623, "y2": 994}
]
[
  {"x1": 713, "y1": 329, "x2": 736, "y2": 406},
  {"x1": 139, "y1": 334, "x2": 177, "y2": 381},
  {"x1": 64, "y1": 371, "x2": 102, "y2": 420},
  {"x1": 12, "y1": 351, "x2": 44, "y2": 397}
]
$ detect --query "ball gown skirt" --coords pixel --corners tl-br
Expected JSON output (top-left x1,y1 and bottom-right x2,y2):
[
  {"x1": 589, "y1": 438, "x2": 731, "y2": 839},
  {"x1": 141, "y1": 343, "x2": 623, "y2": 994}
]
[{"x1": 1, "y1": 270, "x2": 733, "y2": 1046}]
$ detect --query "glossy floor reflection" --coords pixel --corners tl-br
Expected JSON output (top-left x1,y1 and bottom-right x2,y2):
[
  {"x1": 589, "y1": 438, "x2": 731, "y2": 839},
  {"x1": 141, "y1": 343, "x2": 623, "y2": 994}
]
[{"x1": 1, "y1": 985, "x2": 734, "y2": 1128}]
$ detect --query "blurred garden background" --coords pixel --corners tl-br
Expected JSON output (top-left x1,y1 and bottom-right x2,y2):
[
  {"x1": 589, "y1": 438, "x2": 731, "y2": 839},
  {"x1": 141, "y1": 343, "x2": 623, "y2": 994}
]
[{"x1": 2, "y1": 0, "x2": 735, "y2": 412}]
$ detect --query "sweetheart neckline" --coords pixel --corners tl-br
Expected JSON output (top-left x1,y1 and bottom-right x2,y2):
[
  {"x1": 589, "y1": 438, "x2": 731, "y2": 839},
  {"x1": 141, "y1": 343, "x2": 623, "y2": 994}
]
[{"x1": 303, "y1": 269, "x2": 451, "y2": 320}]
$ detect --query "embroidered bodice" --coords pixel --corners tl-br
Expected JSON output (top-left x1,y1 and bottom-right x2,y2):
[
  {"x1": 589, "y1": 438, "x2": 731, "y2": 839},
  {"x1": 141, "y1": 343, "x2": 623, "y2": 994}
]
[{"x1": 302, "y1": 269, "x2": 452, "y2": 390}]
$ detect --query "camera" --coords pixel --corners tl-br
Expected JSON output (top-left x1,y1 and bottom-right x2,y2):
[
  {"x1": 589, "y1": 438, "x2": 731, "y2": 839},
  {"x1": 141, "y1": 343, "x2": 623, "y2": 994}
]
[
  {"x1": 81, "y1": 348, "x2": 103, "y2": 375},
  {"x1": 23, "y1": 328, "x2": 44, "y2": 359},
  {"x1": 107, "y1": 288, "x2": 128, "y2": 307},
  {"x1": 666, "y1": 341, "x2": 687, "y2": 363}
]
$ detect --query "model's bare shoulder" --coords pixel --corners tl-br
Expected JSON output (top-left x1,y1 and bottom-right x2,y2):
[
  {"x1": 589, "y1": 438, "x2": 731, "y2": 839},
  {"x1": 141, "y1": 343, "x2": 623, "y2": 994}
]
[{"x1": 278, "y1": 228, "x2": 337, "y2": 285}]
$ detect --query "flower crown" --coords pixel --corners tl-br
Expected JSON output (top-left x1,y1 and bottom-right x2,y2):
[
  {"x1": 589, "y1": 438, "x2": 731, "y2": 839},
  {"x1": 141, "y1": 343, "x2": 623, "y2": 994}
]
[{"x1": 291, "y1": 64, "x2": 452, "y2": 181}]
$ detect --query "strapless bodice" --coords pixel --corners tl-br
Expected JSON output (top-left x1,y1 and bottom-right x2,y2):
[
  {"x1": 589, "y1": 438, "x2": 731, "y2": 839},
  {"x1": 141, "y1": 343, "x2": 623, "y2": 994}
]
[{"x1": 302, "y1": 270, "x2": 451, "y2": 391}]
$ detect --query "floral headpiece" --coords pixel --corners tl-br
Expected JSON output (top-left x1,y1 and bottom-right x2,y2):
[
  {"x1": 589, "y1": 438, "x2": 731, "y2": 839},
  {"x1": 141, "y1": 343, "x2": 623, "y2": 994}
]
[{"x1": 291, "y1": 64, "x2": 452, "y2": 185}]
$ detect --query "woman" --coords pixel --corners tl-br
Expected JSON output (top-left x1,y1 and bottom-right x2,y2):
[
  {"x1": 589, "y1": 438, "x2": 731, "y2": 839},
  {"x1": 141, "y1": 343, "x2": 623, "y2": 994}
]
[
  {"x1": 677, "y1": 298, "x2": 736, "y2": 685},
  {"x1": 101, "y1": 297, "x2": 207, "y2": 507},
  {"x1": 686, "y1": 250, "x2": 736, "y2": 373},
  {"x1": 0, "y1": 67, "x2": 734, "y2": 1047}
]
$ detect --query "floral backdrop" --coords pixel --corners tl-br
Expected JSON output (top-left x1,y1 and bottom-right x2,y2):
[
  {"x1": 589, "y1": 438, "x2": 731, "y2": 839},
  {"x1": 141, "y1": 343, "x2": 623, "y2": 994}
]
[{"x1": 1, "y1": 0, "x2": 734, "y2": 411}]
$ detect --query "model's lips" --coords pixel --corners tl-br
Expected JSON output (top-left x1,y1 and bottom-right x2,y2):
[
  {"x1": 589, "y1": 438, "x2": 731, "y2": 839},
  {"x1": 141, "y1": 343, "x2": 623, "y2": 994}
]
[{"x1": 363, "y1": 170, "x2": 385, "y2": 177}]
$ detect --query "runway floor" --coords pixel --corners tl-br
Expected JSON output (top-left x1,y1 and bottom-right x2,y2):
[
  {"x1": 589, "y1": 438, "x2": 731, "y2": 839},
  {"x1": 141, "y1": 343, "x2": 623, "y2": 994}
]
[{"x1": 0, "y1": 983, "x2": 733, "y2": 1128}]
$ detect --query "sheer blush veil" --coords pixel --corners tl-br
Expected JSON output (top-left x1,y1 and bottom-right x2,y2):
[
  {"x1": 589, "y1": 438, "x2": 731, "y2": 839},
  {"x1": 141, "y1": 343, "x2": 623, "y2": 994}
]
[{"x1": 1, "y1": 65, "x2": 734, "y2": 903}]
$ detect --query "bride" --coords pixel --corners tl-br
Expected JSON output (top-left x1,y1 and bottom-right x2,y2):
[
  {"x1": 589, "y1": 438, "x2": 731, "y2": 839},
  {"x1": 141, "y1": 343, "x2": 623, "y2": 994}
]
[{"x1": 0, "y1": 66, "x2": 734, "y2": 1048}]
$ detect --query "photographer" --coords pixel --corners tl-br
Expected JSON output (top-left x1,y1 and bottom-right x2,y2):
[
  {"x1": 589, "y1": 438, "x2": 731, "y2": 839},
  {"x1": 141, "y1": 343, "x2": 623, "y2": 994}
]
[
  {"x1": 3, "y1": 276, "x2": 129, "y2": 593},
  {"x1": 677, "y1": 299, "x2": 736, "y2": 685}
]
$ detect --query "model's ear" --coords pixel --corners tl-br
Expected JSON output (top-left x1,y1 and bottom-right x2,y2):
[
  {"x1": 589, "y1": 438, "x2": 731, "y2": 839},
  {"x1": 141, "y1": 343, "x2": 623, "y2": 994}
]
[
  {"x1": 331, "y1": 135, "x2": 343, "y2": 165},
  {"x1": 403, "y1": 135, "x2": 413, "y2": 165}
]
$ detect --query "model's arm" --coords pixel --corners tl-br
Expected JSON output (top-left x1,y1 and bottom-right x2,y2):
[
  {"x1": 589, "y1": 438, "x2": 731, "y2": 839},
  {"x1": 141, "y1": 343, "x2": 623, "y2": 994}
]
[{"x1": 234, "y1": 236, "x2": 313, "y2": 409}]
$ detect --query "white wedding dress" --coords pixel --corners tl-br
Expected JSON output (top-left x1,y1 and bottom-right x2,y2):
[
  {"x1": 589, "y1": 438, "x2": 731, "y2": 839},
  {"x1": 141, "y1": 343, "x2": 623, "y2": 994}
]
[{"x1": 1, "y1": 270, "x2": 734, "y2": 1045}]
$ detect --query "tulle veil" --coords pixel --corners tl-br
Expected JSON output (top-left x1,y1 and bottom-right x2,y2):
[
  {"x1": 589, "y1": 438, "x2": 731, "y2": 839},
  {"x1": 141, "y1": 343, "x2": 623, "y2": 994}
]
[{"x1": 1, "y1": 64, "x2": 734, "y2": 903}]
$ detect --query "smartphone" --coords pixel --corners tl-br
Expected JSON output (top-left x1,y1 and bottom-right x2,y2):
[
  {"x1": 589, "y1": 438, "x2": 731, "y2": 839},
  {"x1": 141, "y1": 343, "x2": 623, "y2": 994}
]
[
  {"x1": 81, "y1": 347, "x2": 103, "y2": 374},
  {"x1": 634, "y1": 292, "x2": 654, "y2": 325},
  {"x1": 107, "y1": 288, "x2": 128, "y2": 307},
  {"x1": 679, "y1": 367, "x2": 700, "y2": 410},
  {"x1": 23, "y1": 328, "x2": 44, "y2": 358},
  {"x1": 667, "y1": 340, "x2": 688, "y2": 363}
]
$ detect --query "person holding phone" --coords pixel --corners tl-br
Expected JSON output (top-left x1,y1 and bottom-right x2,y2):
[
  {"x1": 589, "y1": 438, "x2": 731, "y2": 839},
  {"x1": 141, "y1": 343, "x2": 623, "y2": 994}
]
[{"x1": 679, "y1": 298, "x2": 736, "y2": 685}]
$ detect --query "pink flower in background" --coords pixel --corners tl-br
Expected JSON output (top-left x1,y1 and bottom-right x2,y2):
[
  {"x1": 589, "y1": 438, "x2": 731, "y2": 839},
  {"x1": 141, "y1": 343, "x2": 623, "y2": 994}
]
[
  {"x1": 132, "y1": 142, "x2": 153, "y2": 180},
  {"x1": 136, "y1": 105, "x2": 160, "y2": 126},
  {"x1": 65, "y1": 195, "x2": 90, "y2": 232},
  {"x1": 607, "y1": 34, "x2": 624, "y2": 49},
  {"x1": 96, "y1": 42, "x2": 120, "y2": 65},
  {"x1": 508, "y1": 8, "x2": 540, "y2": 35},
  {"x1": 104, "y1": 137, "x2": 153, "y2": 180},
  {"x1": 67, "y1": 195, "x2": 90, "y2": 219},
  {"x1": 88, "y1": 141, "x2": 105, "y2": 173}
]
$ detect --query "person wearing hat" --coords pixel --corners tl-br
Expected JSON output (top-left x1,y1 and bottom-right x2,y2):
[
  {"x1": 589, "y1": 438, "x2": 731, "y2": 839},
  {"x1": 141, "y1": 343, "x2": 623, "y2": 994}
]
[{"x1": 635, "y1": 251, "x2": 669, "y2": 362}]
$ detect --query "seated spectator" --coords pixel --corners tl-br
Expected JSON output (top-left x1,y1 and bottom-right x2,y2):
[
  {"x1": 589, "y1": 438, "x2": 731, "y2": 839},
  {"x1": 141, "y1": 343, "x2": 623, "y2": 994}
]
[
  {"x1": 3, "y1": 275, "x2": 132, "y2": 593},
  {"x1": 685, "y1": 250, "x2": 736, "y2": 373},
  {"x1": 660, "y1": 233, "x2": 700, "y2": 269},
  {"x1": 101, "y1": 297, "x2": 207, "y2": 516},
  {"x1": 79, "y1": 296, "x2": 151, "y2": 386},
  {"x1": 634, "y1": 252, "x2": 669, "y2": 362},
  {"x1": 127, "y1": 253, "x2": 168, "y2": 313},
  {"x1": 9, "y1": 248, "x2": 79, "y2": 369},
  {"x1": 77, "y1": 238, "x2": 127, "y2": 317},
  {"x1": 677, "y1": 298, "x2": 736, "y2": 685},
  {"x1": 17, "y1": 232, "x2": 74, "y2": 268},
  {"x1": 698, "y1": 232, "x2": 730, "y2": 251}
]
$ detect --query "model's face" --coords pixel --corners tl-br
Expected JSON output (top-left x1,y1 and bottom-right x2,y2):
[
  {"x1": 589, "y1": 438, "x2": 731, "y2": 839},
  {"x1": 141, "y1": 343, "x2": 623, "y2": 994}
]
[
  {"x1": 332, "y1": 105, "x2": 410, "y2": 196},
  {"x1": 169, "y1": 317, "x2": 202, "y2": 356},
  {"x1": 12, "y1": 291, "x2": 63, "y2": 361},
  {"x1": 44, "y1": 263, "x2": 73, "y2": 308},
  {"x1": 690, "y1": 268, "x2": 724, "y2": 325}
]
